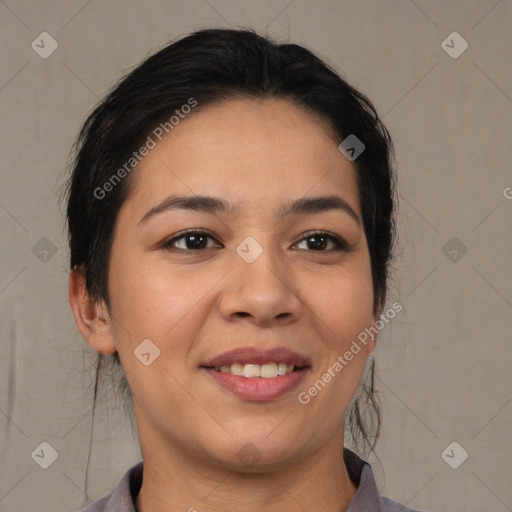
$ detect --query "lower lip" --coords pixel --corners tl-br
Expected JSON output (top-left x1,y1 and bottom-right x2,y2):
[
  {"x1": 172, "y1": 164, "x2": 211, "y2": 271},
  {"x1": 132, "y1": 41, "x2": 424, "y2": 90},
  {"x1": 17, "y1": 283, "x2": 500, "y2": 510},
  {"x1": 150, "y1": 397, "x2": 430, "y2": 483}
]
[{"x1": 202, "y1": 368, "x2": 309, "y2": 401}]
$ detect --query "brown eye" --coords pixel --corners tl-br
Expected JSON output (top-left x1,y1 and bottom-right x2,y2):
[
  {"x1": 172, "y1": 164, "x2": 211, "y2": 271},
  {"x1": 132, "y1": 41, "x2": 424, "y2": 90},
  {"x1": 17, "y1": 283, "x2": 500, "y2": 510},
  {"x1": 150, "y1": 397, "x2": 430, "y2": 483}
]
[
  {"x1": 163, "y1": 230, "x2": 221, "y2": 251},
  {"x1": 294, "y1": 231, "x2": 347, "y2": 251}
]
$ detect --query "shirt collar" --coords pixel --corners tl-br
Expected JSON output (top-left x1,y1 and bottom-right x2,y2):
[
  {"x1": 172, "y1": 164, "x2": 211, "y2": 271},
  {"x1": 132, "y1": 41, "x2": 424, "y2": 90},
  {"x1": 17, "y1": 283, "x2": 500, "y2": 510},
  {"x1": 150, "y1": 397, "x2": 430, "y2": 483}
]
[
  {"x1": 344, "y1": 448, "x2": 382, "y2": 511},
  {"x1": 102, "y1": 448, "x2": 381, "y2": 512},
  {"x1": 104, "y1": 461, "x2": 142, "y2": 512}
]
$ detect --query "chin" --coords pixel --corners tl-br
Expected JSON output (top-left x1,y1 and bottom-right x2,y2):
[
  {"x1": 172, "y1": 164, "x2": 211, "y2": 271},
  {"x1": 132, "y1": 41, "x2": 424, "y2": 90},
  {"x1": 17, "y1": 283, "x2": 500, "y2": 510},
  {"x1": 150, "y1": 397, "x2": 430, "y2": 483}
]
[{"x1": 206, "y1": 436, "x2": 306, "y2": 474}]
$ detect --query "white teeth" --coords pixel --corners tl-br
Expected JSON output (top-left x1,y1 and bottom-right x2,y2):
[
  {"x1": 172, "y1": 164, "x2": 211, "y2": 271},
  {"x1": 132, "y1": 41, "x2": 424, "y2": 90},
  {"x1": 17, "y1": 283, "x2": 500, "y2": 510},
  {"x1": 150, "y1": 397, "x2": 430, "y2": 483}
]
[
  {"x1": 215, "y1": 362, "x2": 298, "y2": 378},
  {"x1": 277, "y1": 363, "x2": 288, "y2": 376},
  {"x1": 243, "y1": 364, "x2": 260, "y2": 378},
  {"x1": 260, "y1": 363, "x2": 278, "y2": 378},
  {"x1": 230, "y1": 363, "x2": 244, "y2": 376}
]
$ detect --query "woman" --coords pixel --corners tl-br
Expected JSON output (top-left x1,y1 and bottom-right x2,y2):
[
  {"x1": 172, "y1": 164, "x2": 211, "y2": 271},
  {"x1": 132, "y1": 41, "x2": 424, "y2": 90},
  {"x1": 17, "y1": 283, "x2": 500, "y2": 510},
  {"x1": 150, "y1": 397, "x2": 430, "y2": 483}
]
[{"x1": 65, "y1": 28, "x2": 421, "y2": 512}]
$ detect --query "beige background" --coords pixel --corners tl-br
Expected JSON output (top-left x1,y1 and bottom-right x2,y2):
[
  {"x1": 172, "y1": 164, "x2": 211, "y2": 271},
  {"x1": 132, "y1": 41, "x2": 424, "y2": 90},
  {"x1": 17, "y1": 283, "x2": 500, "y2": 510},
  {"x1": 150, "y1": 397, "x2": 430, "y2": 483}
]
[{"x1": 1, "y1": 1, "x2": 511, "y2": 511}]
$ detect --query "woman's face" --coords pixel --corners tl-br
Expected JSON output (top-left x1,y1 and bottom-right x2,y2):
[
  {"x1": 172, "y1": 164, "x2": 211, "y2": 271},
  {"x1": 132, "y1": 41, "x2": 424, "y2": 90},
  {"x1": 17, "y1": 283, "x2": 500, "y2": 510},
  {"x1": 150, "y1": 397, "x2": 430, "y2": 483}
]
[{"x1": 103, "y1": 98, "x2": 376, "y2": 470}]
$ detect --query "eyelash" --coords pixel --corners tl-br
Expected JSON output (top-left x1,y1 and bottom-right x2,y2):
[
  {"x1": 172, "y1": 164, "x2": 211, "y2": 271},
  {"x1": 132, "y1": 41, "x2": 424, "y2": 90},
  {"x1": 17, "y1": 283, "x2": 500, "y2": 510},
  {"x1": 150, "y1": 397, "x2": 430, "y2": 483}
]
[{"x1": 161, "y1": 229, "x2": 348, "y2": 252}]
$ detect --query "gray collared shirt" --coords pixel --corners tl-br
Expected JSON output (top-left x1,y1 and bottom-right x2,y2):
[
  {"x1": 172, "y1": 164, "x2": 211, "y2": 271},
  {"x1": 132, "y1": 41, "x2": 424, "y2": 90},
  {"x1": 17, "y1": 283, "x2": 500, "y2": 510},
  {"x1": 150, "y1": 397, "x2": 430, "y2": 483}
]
[{"x1": 78, "y1": 449, "x2": 422, "y2": 512}]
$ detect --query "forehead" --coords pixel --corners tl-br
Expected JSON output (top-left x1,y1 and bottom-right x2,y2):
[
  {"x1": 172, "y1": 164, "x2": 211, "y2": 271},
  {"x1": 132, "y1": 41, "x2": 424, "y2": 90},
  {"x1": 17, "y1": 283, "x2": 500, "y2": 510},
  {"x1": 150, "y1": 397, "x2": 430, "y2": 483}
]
[{"x1": 121, "y1": 98, "x2": 360, "y2": 218}]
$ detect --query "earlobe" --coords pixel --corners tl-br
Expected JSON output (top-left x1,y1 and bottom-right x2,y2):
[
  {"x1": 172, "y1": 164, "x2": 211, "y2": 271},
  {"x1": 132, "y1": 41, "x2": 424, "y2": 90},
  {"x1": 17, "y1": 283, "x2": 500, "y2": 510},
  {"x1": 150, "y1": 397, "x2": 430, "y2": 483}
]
[{"x1": 68, "y1": 268, "x2": 117, "y2": 355}]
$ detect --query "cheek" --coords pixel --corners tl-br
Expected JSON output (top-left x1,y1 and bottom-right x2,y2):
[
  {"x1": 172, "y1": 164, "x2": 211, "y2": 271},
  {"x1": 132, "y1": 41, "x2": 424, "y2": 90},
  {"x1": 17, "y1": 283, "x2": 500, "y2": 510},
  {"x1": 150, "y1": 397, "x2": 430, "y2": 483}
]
[
  {"x1": 302, "y1": 259, "x2": 374, "y2": 393},
  {"x1": 304, "y1": 262, "x2": 374, "y2": 341},
  {"x1": 300, "y1": 271, "x2": 373, "y2": 411},
  {"x1": 107, "y1": 249, "x2": 224, "y2": 356},
  {"x1": 106, "y1": 258, "x2": 209, "y2": 405}
]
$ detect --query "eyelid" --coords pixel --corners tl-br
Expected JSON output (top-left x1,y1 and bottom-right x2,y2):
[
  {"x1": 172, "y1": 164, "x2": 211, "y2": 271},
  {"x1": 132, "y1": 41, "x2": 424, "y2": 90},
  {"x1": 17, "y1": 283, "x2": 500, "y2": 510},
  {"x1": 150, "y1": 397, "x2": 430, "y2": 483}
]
[
  {"x1": 162, "y1": 228, "x2": 221, "y2": 249},
  {"x1": 292, "y1": 230, "x2": 349, "y2": 251},
  {"x1": 162, "y1": 229, "x2": 348, "y2": 252}
]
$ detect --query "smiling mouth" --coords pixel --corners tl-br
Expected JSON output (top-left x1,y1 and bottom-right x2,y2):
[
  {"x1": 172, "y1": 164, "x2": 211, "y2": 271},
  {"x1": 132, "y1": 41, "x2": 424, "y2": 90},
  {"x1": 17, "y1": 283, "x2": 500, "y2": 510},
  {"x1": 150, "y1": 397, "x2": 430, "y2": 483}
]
[{"x1": 203, "y1": 362, "x2": 307, "y2": 378}]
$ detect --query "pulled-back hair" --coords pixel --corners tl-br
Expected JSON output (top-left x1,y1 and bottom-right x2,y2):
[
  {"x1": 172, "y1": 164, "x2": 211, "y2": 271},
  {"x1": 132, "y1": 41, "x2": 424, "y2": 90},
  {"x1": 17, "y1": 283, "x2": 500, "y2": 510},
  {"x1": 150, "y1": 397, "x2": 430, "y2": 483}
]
[{"x1": 62, "y1": 28, "x2": 396, "y2": 456}]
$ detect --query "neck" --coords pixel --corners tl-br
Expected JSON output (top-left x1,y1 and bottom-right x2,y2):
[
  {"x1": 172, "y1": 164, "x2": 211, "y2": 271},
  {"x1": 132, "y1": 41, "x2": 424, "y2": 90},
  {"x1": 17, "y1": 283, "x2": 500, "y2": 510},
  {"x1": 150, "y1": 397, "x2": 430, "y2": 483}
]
[{"x1": 135, "y1": 428, "x2": 357, "y2": 512}]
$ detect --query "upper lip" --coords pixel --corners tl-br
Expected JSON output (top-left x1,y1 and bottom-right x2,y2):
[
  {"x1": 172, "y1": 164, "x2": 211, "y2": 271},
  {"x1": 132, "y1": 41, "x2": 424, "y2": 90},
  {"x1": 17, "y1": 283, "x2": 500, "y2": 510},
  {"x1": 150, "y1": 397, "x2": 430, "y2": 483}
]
[{"x1": 201, "y1": 347, "x2": 311, "y2": 368}]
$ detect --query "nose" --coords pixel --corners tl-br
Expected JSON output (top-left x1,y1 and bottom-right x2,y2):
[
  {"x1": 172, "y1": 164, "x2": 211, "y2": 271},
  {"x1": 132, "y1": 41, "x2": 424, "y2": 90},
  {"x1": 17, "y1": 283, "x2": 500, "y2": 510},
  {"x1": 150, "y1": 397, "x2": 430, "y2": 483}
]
[{"x1": 217, "y1": 247, "x2": 303, "y2": 327}]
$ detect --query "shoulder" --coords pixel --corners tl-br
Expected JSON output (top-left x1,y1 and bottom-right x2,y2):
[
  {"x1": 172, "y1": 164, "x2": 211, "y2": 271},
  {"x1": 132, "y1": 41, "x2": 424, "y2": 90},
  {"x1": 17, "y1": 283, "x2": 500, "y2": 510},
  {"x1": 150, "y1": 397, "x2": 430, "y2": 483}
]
[
  {"x1": 75, "y1": 461, "x2": 143, "y2": 512},
  {"x1": 379, "y1": 495, "x2": 425, "y2": 511},
  {"x1": 344, "y1": 449, "x2": 427, "y2": 512},
  {"x1": 78, "y1": 495, "x2": 110, "y2": 512}
]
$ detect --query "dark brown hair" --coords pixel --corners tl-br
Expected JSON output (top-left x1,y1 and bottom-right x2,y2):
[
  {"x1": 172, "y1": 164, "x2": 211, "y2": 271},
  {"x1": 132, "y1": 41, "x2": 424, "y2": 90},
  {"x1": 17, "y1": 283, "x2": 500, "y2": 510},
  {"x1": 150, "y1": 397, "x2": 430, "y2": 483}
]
[{"x1": 62, "y1": 28, "x2": 396, "y2": 456}]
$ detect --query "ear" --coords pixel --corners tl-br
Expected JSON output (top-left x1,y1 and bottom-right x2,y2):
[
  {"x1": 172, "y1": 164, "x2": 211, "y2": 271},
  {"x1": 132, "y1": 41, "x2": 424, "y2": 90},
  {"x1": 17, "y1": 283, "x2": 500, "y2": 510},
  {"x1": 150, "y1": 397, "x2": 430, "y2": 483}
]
[{"x1": 68, "y1": 268, "x2": 117, "y2": 355}]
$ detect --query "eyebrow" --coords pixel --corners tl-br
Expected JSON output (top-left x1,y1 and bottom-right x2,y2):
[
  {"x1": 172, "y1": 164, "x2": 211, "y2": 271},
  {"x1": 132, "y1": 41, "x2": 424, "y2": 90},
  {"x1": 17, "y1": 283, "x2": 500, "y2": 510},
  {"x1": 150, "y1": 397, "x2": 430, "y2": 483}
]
[
  {"x1": 280, "y1": 195, "x2": 360, "y2": 225},
  {"x1": 138, "y1": 194, "x2": 360, "y2": 226}
]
